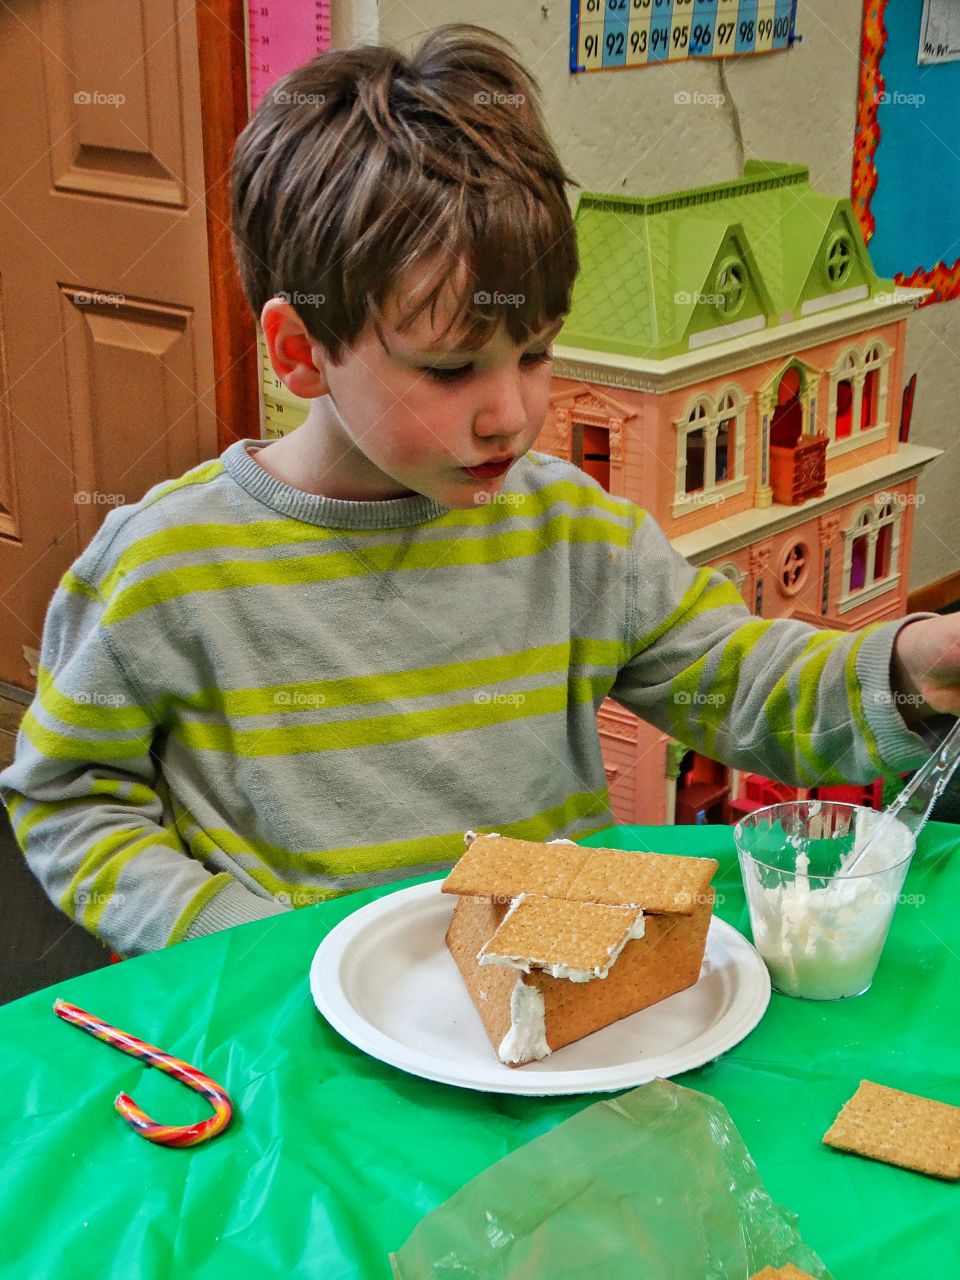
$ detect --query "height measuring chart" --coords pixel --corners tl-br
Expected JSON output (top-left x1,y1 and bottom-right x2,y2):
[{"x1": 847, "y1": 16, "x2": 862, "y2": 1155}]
[
  {"x1": 247, "y1": 0, "x2": 331, "y2": 437},
  {"x1": 570, "y1": 0, "x2": 798, "y2": 73}
]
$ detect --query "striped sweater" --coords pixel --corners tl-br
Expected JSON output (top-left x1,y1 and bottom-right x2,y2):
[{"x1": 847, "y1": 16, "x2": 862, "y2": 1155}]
[{"x1": 0, "y1": 441, "x2": 933, "y2": 956}]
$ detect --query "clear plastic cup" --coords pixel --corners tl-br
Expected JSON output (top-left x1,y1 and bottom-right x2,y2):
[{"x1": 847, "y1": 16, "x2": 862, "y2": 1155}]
[{"x1": 733, "y1": 800, "x2": 916, "y2": 1000}]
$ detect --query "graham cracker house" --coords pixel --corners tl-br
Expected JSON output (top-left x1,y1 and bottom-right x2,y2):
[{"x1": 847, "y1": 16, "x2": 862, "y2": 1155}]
[
  {"x1": 535, "y1": 160, "x2": 940, "y2": 828},
  {"x1": 443, "y1": 833, "x2": 718, "y2": 1066}
]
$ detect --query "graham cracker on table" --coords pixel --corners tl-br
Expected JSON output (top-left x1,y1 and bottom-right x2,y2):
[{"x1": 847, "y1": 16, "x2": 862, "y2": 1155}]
[
  {"x1": 749, "y1": 1267, "x2": 815, "y2": 1280},
  {"x1": 442, "y1": 834, "x2": 717, "y2": 916},
  {"x1": 823, "y1": 1080, "x2": 960, "y2": 1180},
  {"x1": 478, "y1": 893, "x2": 643, "y2": 976}
]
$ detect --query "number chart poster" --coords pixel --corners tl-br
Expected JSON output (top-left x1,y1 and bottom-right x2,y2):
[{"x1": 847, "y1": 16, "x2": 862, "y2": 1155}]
[
  {"x1": 854, "y1": 0, "x2": 960, "y2": 305},
  {"x1": 570, "y1": 0, "x2": 799, "y2": 73}
]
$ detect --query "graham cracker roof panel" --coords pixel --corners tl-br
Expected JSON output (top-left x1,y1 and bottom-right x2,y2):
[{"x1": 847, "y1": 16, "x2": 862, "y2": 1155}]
[
  {"x1": 479, "y1": 894, "x2": 643, "y2": 976},
  {"x1": 441, "y1": 835, "x2": 591, "y2": 901},
  {"x1": 563, "y1": 847, "x2": 719, "y2": 915},
  {"x1": 442, "y1": 836, "x2": 718, "y2": 915}
]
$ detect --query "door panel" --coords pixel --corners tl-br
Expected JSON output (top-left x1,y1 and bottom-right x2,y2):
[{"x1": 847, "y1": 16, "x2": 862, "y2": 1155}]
[{"x1": 0, "y1": 0, "x2": 218, "y2": 690}]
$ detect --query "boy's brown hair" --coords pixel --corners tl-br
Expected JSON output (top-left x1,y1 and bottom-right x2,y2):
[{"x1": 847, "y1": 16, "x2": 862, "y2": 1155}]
[{"x1": 230, "y1": 23, "x2": 580, "y2": 361}]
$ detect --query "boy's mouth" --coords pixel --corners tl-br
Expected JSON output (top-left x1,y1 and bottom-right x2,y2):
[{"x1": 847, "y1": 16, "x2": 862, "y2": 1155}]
[{"x1": 460, "y1": 457, "x2": 515, "y2": 480}]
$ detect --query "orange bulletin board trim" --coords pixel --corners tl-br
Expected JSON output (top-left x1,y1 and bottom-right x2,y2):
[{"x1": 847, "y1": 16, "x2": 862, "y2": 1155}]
[{"x1": 853, "y1": 0, "x2": 960, "y2": 307}]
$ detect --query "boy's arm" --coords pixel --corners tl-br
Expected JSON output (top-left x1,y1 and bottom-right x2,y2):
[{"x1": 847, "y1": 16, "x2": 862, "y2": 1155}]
[
  {"x1": 607, "y1": 513, "x2": 937, "y2": 789},
  {"x1": 0, "y1": 565, "x2": 289, "y2": 957}
]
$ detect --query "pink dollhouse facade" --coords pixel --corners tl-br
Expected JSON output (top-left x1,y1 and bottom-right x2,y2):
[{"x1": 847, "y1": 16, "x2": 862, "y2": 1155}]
[{"x1": 534, "y1": 163, "x2": 940, "y2": 826}]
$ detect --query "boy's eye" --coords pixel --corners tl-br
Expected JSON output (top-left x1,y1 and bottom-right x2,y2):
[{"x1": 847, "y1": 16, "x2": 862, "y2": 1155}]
[
  {"x1": 422, "y1": 363, "x2": 473, "y2": 383},
  {"x1": 419, "y1": 349, "x2": 552, "y2": 385}
]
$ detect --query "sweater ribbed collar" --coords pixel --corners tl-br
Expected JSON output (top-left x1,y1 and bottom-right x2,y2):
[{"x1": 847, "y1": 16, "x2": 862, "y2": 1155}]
[{"x1": 221, "y1": 439, "x2": 452, "y2": 530}]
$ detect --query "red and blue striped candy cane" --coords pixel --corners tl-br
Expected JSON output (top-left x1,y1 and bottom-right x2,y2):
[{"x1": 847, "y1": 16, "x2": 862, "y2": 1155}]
[{"x1": 53, "y1": 999, "x2": 234, "y2": 1148}]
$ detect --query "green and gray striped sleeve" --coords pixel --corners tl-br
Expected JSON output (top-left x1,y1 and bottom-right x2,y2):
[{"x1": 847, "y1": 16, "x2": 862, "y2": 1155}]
[{"x1": 610, "y1": 511, "x2": 935, "y2": 788}]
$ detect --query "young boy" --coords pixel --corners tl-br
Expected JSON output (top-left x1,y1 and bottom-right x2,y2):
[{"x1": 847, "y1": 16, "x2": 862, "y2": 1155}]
[{"x1": 1, "y1": 25, "x2": 957, "y2": 958}]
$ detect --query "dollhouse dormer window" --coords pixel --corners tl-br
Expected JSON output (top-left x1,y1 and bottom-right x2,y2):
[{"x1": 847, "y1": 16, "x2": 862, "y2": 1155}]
[
  {"x1": 824, "y1": 232, "x2": 854, "y2": 288},
  {"x1": 827, "y1": 341, "x2": 891, "y2": 455},
  {"x1": 839, "y1": 499, "x2": 902, "y2": 612},
  {"x1": 713, "y1": 258, "x2": 747, "y2": 319},
  {"x1": 673, "y1": 387, "x2": 748, "y2": 516}
]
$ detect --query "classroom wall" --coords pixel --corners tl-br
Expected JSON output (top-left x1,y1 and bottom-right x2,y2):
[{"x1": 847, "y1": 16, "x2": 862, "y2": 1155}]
[{"x1": 369, "y1": 0, "x2": 957, "y2": 593}]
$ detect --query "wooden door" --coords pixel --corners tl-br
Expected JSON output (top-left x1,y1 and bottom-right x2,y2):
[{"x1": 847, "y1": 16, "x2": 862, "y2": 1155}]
[{"x1": 0, "y1": 0, "x2": 256, "y2": 693}]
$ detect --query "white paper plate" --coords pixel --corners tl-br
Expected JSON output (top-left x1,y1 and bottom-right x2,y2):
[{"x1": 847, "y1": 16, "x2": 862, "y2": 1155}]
[{"x1": 310, "y1": 881, "x2": 771, "y2": 1095}]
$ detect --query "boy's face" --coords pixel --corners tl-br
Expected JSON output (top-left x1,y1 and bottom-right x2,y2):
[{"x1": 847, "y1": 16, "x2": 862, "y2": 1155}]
[{"x1": 262, "y1": 263, "x2": 562, "y2": 508}]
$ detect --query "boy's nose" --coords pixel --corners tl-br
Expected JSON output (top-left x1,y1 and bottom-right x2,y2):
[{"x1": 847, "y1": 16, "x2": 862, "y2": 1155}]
[{"x1": 473, "y1": 375, "x2": 527, "y2": 439}]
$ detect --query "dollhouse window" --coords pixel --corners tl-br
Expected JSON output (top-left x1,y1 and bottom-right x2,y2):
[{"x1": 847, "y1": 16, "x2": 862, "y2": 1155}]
[
  {"x1": 835, "y1": 378, "x2": 854, "y2": 438},
  {"x1": 674, "y1": 389, "x2": 747, "y2": 513},
  {"x1": 778, "y1": 542, "x2": 809, "y2": 596},
  {"x1": 713, "y1": 258, "x2": 747, "y2": 318},
  {"x1": 824, "y1": 232, "x2": 854, "y2": 288},
  {"x1": 685, "y1": 427, "x2": 706, "y2": 492},
  {"x1": 861, "y1": 345, "x2": 883, "y2": 431},
  {"x1": 828, "y1": 341, "x2": 890, "y2": 453},
  {"x1": 715, "y1": 394, "x2": 736, "y2": 483},
  {"x1": 840, "y1": 501, "x2": 902, "y2": 610},
  {"x1": 682, "y1": 401, "x2": 709, "y2": 494}
]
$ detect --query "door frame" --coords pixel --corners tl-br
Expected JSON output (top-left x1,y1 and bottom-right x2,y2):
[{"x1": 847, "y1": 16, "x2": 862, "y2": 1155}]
[{"x1": 197, "y1": 0, "x2": 259, "y2": 450}]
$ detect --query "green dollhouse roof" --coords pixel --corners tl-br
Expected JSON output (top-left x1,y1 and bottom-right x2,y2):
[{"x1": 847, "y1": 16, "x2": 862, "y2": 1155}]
[{"x1": 560, "y1": 160, "x2": 893, "y2": 361}]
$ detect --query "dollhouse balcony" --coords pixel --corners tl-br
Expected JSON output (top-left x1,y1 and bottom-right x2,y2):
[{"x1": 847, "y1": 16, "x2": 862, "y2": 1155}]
[{"x1": 769, "y1": 432, "x2": 828, "y2": 505}]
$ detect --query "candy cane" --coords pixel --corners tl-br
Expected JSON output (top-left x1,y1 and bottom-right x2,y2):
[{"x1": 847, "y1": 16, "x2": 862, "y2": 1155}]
[{"x1": 53, "y1": 999, "x2": 234, "y2": 1148}]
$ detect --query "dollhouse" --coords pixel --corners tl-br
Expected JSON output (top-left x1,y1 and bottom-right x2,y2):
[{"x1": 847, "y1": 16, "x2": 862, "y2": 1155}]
[{"x1": 536, "y1": 160, "x2": 941, "y2": 827}]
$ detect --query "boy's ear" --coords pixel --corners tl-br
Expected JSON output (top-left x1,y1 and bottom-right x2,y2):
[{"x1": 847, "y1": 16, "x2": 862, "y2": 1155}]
[{"x1": 260, "y1": 298, "x2": 330, "y2": 398}]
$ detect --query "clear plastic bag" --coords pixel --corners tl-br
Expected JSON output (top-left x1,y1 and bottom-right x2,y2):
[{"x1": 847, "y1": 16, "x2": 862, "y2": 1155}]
[{"x1": 391, "y1": 1079, "x2": 832, "y2": 1280}]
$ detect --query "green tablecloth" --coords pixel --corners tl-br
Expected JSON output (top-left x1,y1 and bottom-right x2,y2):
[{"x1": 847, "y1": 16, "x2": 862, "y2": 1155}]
[{"x1": 1, "y1": 822, "x2": 958, "y2": 1279}]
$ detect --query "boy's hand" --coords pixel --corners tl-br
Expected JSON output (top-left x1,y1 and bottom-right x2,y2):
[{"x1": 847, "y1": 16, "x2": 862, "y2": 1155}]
[{"x1": 891, "y1": 615, "x2": 960, "y2": 723}]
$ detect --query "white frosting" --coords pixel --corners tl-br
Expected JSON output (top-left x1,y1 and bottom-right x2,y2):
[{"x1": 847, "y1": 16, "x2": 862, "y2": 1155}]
[
  {"x1": 497, "y1": 978, "x2": 551, "y2": 1063},
  {"x1": 464, "y1": 829, "x2": 499, "y2": 847},
  {"x1": 743, "y1": 807, "x2": 914, "y2": 1000}
]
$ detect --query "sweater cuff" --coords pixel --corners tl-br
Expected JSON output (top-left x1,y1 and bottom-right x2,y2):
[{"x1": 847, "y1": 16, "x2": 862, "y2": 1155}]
[
  {"x1": 855, "y1": 612, "x2": 938, "y2": 775},
  {"x1": 180, "y1": 878, "x2": 292, "y2": 943}
]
